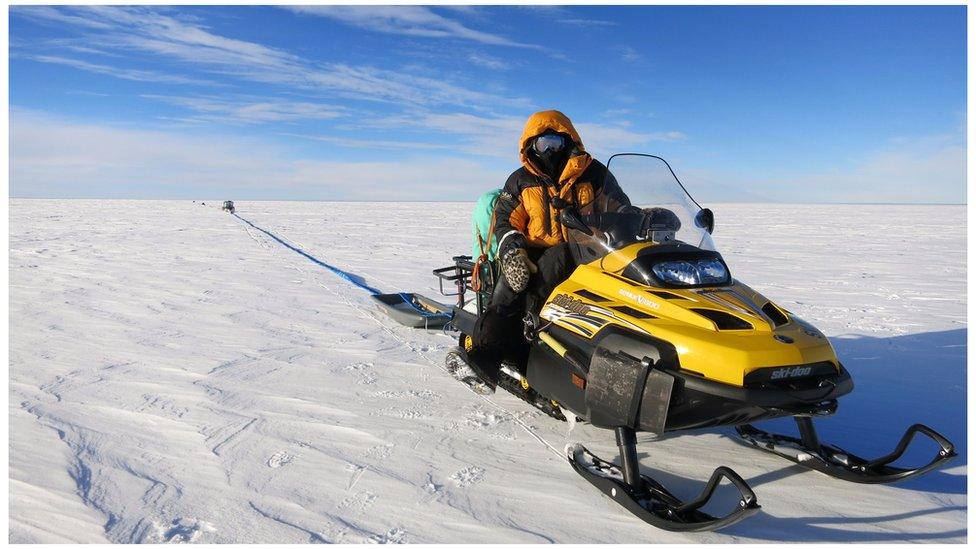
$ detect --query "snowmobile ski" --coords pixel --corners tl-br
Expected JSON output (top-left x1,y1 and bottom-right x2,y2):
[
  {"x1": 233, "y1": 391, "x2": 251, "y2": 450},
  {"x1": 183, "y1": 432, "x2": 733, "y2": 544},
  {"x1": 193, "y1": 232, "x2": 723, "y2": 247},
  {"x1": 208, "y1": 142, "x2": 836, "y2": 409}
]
[
  {"x1": 736, "y1": 418, "x2": 956, "y2": 484},
  {"x1": 567, "y1": 430, "x2": 760, "y2": 532}
]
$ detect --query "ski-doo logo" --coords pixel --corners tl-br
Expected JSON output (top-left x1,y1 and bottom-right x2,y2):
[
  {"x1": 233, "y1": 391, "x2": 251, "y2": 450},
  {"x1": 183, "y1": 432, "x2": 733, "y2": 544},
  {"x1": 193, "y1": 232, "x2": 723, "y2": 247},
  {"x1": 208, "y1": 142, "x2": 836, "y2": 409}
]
[
  {"x1": 770, "y1": 366, "x2": 812, "y2": 380},
  {"x1": 617, "y1": 289, "x2": 660, "y2": 310},
  {"x1": 552, "y1": 294, "x2": 590, "y2": 315}
]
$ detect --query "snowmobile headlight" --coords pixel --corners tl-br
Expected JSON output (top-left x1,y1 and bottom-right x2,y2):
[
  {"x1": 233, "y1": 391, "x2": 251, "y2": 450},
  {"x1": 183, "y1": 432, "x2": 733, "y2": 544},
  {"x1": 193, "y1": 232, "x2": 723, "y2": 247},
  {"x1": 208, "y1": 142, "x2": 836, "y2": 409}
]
[
  {"x1": 696, "y1": 258, "x2": 729, "y2": 284},
  {"x1": 651, "y1": 259, "x2": 729, "y2": 286},
  {"x1": 652, "y1": 260, "x2": 699, "y2": 285}
]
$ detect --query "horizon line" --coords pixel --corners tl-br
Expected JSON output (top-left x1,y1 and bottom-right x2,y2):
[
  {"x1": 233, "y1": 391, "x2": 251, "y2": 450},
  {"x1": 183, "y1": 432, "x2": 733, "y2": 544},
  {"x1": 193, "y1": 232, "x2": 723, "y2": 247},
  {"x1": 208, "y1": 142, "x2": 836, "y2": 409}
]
[{"x1": 8, "y1": 197, "x2": 969, "y2": 206}]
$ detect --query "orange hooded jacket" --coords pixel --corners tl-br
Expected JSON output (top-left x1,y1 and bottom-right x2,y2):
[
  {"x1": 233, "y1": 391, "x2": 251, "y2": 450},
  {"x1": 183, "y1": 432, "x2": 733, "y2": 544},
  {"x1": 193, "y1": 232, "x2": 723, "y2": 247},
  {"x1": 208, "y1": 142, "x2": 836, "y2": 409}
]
[{"x1": 494, "y1": 110, "x2": 632, "y2": 249}]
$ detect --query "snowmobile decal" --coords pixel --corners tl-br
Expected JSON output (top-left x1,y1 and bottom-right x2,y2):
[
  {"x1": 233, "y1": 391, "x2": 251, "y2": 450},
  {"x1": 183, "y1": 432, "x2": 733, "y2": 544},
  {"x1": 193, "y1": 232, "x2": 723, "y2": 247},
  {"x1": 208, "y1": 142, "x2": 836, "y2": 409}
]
[
  {"x1": 550, "y1": 293, "x2": 591, "y2": 315},
  {"x1": 617, "y1": 288, "x2": 660, "y2": 310},
  {"x1": 542, "y1": 297, "x2": 651, "y2": 340},
  {"x1": 769, "y1": 365, "x2": 812, "y2": 379}
]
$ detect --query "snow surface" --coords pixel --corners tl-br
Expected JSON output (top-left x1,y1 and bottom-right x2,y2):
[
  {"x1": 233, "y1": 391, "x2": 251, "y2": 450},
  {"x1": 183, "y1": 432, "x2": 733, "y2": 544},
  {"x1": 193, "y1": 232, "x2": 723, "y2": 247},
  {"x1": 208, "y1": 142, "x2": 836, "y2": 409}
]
[{"x1": 10, "y1": 199, "x2": 966, "y2": 543}]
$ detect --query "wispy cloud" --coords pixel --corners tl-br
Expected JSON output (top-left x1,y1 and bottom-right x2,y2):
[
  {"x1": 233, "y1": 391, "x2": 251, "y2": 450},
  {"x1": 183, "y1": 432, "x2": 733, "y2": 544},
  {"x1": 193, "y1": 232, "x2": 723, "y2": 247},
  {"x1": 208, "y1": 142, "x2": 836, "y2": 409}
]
[
  {"x1": 13, "y1": 6, "x2": 530, "y2": 110},
  {"x1": 283, "y1": 133, "x2": 451, "y2": 152},
  {"x1": 359, "y1": 112, "x2": 686, "y2": 160},
  {"x1": 25, "y1": 54, "x2": 213, "y2": 85},
  {"x1": 612, "y1": 45, "x2": 643, "y2": 62},
  {"x1": 10, "y1": 109, "x2": 509, "y2": 200},
  {"x1": 466, "y1": 52, "x2": 510, "y2": 71},
  {"x1": 143, "y1": 95, "x2": 345, "y2": 124},
  {"x1": 754, "y1": 133, "x2": 966, "y2": 203},
  {"x1": 14, "y1": 5, "x2": 115, "y2": 30},
  {"x1": 285, "y1": 6, "x2": 542, "y2": 49},
  {"x1": 557, "y1": 18, "x2": 619, "y2": 27}
]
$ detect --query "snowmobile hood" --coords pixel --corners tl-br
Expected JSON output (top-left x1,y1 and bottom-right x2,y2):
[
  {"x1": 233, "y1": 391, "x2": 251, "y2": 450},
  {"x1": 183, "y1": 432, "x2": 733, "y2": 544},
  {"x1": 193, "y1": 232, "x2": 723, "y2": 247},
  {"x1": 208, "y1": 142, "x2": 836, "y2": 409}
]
[
  {"x1": 540, "y1": 242, "x2": 840, "y2": 387},
  {"x1": 519, "y1": 110, "x2": 592, "y2": 184}
]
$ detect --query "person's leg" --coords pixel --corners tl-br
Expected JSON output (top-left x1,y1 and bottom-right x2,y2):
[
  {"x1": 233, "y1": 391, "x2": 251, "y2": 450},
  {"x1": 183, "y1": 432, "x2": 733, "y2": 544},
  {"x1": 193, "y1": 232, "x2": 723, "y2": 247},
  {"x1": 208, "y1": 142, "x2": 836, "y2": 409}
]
[
  {"x1": 468, "y1": 264, "x2": 527, "y2": 388},
  {"x1": 526, "y1": 243, "x2": 576, "y2": 313},
  {"x1": 467, "y1": 243, "x2": 575, "y2": 388}
]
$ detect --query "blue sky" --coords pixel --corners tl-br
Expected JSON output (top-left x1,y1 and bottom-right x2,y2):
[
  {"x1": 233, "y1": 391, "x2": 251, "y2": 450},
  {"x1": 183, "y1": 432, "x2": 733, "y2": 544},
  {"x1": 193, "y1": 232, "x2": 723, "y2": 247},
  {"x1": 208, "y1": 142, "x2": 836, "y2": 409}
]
[{"x1": 9, "y1": 5, "x2": 967, "y2": 203}]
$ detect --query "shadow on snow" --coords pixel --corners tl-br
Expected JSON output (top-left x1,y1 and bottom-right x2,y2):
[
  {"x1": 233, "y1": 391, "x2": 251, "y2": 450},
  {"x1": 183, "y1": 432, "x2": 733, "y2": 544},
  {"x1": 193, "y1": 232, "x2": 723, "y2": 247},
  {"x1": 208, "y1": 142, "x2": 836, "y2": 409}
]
[{"x1": 644, "y1": 328, "x2": 966, "y2": 542}]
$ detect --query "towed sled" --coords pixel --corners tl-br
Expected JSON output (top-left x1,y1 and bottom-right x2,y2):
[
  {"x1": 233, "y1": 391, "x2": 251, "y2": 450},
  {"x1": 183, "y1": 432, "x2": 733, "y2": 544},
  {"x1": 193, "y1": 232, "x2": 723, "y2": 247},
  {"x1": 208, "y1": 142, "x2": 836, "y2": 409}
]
[
  {"x1": 431, "y1": 153, "x2": 955, "y2": 532},
  {"x1": 370, "y1": 292, "x2": 452, "y2": 329}
]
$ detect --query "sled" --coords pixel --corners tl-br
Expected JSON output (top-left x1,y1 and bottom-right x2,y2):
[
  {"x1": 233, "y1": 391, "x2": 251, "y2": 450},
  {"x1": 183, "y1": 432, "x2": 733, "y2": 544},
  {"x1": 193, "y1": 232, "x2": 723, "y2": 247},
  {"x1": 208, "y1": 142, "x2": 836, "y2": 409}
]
[{"x1": 371, "y1": 292, "x2": 453, "y2": 329}]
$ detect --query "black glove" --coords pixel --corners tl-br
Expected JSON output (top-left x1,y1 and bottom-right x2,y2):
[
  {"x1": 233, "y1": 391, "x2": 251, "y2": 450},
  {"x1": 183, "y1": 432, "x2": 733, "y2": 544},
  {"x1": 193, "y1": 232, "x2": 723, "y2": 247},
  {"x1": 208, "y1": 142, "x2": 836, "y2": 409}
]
[
  {"x1": 641, "y1": 207, "x2": 681, "y2": 232},
  {"x1": 498, "y1": 232, "x2": 527, "y2": 258}
]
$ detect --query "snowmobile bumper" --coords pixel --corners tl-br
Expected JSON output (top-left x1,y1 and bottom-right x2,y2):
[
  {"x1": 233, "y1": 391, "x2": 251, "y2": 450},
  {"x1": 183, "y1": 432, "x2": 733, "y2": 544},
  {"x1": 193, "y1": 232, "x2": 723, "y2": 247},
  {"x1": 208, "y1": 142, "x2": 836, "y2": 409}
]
[
  {"x1": 531, "y1": 329, "x2": 854, "y2": 433},
  {"x1": 662, "y1": 362, "x2": 854, "y2": 430},
  {"x1": 736, "y1": 419, "x2": 956, "y2": 484},
  {"x1": 567, "y1": 442, "x2": 760, "y2": 532}
]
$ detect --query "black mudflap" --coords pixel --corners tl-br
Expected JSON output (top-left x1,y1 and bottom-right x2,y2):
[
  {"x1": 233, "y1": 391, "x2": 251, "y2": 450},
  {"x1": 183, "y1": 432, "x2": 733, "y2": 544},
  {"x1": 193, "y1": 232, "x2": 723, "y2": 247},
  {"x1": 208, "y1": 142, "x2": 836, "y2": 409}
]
[
  {"x1": 736, "y1": 422, "x2": 956, "y2": 484},
  {"x1": 567, "y1": 444, "x2": 760, "y2": 532},
  {"x1": 496, "y1": 373, "x2": 567, "y2": 421},
  {"x1": 445, "y1": 349, "x2": 566, "y2": 421}
]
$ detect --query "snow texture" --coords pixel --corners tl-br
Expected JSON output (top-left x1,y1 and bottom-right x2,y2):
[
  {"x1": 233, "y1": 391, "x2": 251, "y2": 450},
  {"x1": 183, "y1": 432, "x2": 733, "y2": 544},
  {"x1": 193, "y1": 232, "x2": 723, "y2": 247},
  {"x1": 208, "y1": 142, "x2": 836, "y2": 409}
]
[{"x1": 10, "y1": 200, "x2": 966, "y2": 543}]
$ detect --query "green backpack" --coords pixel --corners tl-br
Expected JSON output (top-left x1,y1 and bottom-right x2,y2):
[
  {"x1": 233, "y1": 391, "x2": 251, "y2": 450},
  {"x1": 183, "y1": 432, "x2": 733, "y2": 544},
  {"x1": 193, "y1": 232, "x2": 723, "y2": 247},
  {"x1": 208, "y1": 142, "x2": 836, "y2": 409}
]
[{"x1": 472, "y1": 189, "x2": 501, "y2": 261}]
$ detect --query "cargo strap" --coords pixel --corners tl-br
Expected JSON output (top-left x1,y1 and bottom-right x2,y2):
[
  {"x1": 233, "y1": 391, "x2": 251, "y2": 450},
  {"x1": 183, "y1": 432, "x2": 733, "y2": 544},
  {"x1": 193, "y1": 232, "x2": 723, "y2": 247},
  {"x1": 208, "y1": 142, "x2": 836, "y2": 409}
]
[{"x1": 471, "y1": 210, "x2": 498, "y2": 292}]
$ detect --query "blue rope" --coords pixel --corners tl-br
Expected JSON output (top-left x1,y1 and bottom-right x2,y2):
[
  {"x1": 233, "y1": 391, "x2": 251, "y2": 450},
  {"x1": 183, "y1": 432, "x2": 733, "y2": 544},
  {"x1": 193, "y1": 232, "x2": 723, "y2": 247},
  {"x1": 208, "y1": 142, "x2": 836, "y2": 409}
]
[{"x1": 235, "y1": 214, "x2": 382, "y2": 295}]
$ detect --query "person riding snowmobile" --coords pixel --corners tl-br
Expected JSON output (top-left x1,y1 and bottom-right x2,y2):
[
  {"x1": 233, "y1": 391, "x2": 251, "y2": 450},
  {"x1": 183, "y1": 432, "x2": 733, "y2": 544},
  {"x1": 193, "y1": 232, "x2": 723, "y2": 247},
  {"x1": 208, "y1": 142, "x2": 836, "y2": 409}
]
[{"x1": 464, "y1": 110, "x2": 675, "y2": 390}]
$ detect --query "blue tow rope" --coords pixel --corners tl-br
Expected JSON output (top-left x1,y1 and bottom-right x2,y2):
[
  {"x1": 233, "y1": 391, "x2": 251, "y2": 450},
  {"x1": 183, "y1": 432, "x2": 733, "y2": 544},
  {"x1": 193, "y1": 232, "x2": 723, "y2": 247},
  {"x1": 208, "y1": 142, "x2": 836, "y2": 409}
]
[
  {"x1": 235, "y1": 214, "x2": 381, "y2": 294},
  {"x1": 234, "y1": 214, "x2": 449, "y2": 319}
]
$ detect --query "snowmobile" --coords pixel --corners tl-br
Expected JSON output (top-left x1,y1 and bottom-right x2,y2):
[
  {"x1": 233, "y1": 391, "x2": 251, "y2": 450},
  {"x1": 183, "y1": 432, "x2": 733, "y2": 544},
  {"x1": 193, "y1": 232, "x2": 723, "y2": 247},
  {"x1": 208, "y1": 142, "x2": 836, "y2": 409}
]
[{"x1": 432, "y1": 153, "x2": 956, "y2": 532}]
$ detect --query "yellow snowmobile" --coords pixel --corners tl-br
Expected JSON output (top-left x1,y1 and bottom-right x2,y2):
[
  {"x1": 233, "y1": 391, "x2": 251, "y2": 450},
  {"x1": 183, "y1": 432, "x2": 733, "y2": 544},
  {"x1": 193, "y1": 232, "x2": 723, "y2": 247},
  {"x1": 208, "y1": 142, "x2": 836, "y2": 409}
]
[{"x1": 433, "y1": 153, "x2": 955, "y2": 532}]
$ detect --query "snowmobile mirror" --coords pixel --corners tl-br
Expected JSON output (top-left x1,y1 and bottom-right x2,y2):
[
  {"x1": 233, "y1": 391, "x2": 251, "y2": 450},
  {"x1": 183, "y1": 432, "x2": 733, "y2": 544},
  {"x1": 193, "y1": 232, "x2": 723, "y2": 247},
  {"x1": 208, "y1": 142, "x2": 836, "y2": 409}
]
[
  {"x1": 559, "y1": 208, "x2": 593, "y2": 236},
  {"x1": 695, "y1": 208, "x2": 715, "y2": 234}
]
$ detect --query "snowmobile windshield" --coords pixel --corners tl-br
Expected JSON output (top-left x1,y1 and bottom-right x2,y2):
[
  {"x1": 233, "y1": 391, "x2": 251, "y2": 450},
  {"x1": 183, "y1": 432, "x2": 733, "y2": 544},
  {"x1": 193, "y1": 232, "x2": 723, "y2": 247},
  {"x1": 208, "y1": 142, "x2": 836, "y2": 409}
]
[
  {"x1": 571, "y1": 154, "x2": 714, "y2": 249},
  {"x1": 607, "y1": 154, "x2": 713, "y2": 249},
  {"x1": 566, "y1": 154, "x2": 723, "y2": 287}
]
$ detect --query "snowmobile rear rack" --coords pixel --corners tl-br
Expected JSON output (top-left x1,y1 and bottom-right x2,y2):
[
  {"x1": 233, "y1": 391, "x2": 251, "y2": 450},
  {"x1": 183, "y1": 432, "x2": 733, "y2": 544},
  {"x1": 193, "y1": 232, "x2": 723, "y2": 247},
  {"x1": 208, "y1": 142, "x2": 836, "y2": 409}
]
[
  {"x1": 568, "y1": 427, "x2": 760, "y2": 532},
  {"x1": 433, "y1": 255, "x2": 496, "y2": 312},
  {"x1": 736, "y1": 417, "x2": 956, "y2": 484}
]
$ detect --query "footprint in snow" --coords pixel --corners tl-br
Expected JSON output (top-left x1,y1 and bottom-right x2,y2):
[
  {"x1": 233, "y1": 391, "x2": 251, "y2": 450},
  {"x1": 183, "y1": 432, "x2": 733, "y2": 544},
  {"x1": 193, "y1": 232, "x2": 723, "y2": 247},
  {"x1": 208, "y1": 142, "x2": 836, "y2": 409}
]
[
  {"x1": 369, "y1": 527, "x2": 406, "y2": 544},
  {"x1": 343, "y1": 362, "x2": 373, "y2": 372},
  {"x1": 267, "y1": 451, "x2": 294, "y2": 468},
  {"x1": 358, "y1": 372, "x2": 377, "y2": 385},
  {"x1": 156, "y1": 518, "x2": 215, "y2": 543},
  {"x1": 450, "y1": 466, "x2": 485, "y2": 487},
  {"x1": 365, "y1": 444, "x2": 393, "y2": 460}
]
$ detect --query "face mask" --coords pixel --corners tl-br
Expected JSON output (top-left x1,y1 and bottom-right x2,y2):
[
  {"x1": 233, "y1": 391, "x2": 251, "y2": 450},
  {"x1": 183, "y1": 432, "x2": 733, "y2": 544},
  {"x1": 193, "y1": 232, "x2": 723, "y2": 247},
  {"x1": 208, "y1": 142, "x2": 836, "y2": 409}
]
[
  {"x1": 531, "y1": 133, "x2": 571, "y2": 181},
  {"x1": 532, "y1": 133, "x2": 567, "y2": 154}
]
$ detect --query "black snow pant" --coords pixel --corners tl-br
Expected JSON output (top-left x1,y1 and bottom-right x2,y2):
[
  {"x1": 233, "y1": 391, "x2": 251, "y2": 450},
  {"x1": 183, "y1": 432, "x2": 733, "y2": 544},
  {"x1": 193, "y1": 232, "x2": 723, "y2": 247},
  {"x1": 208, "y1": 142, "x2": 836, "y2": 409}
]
[{"x1": 467, "y1": 243, "x2": 576, "y2": 387}]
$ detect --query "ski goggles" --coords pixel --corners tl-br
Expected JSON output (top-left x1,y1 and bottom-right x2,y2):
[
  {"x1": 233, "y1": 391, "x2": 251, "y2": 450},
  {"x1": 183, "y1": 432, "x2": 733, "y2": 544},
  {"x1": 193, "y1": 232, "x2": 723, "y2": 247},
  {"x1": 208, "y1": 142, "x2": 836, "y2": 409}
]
[{"x1": 532, "y1": 133, "x2": 568, "y2": 154}]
